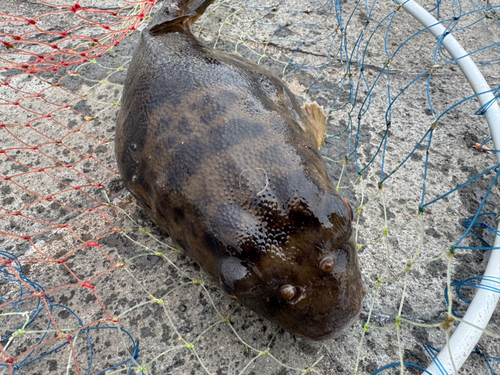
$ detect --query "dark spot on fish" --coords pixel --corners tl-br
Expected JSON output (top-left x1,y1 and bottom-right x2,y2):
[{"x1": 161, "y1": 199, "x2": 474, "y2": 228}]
[
  {"x1": 195, "y1": 90, "x2": 238, "y2": 124},
  {"x1": 177, "y1": 118, "x2": 192, "y2": 135},
  {"x1": 191, "y1": 94, "x2": 221, "y2": 110},
  {"x1": 191, "y1": 94, "x2": 226, "y2": 124},
  {"x1": 173, "y1": 207, "x2": 185, "y2": 222},
  {"x1": 167, "y1": 137, "x2": 208, "y2": 189},
  {"x1": 151, "y1": 73, "x2": 191, "y2": 107},
  {"x1": 165, "y1": 136, "x2": 177, "y2": 148},
  {"x1": 209, "y1": 119, "x2": 265, "y2": 152},
  {"x1": 288, "y1": 201, "x2": 320, "y2": 232},
  {"x1": 239, "y1": 238, "x2": 263, "y2": 264},
  {"x1": 271, "y1": 172, "x2": 308, "y2": 207},
  {"x1": 203, "y1": 233, "x2": 222, "y2": 255},
  {"x1": 201, "y1": 112, "x2": 217, "y2": 125},
  {"x1": 189, "y1": 100, "x2": 199, "y2": 111},
  {"x1": 136, "y1": 158, "x2": 156, "y2": 195},
  {"x1": 154, "y1": 117, "x2": 173, "y2": 138},
  {"x1": 159, "y1": 116, "x2": 172, "y2": 130}
]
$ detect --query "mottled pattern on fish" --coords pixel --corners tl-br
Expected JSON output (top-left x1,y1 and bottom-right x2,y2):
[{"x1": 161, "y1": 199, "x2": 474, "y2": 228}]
[{"x1": 115, "y1": 0, "x2": 363, "y2": 340}]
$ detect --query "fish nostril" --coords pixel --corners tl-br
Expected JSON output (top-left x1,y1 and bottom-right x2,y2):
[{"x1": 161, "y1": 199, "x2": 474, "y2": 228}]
[
  {"x1": 280, "y1": 285, "x2": 296, "y2": 301},
  {"x1": 319, "y1": 256, "x2": 335, "y2": 273}
]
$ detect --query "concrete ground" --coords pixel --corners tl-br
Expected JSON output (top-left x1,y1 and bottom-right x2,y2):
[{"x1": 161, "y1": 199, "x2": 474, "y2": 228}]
[{"x1": 0, "y1": 0, "x2": 499, "y2": 374}]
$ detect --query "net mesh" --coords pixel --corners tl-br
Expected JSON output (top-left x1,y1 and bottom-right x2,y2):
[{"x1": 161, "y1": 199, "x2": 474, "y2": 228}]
[{"x1": 1, "y1": 0, "x2": 500, "y2": 374}]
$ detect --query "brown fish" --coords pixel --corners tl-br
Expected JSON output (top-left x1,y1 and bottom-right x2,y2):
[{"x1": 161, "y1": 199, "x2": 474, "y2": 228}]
[{"x1": 115, "y1": 0, "x2": 363, "y2": 340}]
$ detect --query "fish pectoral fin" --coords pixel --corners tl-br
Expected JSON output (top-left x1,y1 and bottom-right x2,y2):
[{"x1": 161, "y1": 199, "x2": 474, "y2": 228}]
[{"x1": 301, "y1": 102, "x2": 327, "y2": 148}]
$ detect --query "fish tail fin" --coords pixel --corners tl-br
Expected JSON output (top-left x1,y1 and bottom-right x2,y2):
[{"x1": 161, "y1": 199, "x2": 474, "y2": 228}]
[
  {"x1": 184, "y1": 0, "x2": 217, "y2": 25},
  {"x1": 149, "y1": 0, "x2": 216, "y2": 34}
]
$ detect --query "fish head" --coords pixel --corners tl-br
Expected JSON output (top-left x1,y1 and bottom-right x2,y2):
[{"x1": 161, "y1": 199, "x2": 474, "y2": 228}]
[{"x1": 218, "y1": 193, "x2": 364, "y2": 341}]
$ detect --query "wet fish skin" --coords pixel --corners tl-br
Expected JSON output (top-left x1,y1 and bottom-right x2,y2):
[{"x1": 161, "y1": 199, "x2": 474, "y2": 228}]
[{"x1": 115, "y1": 0, "x2": 363, "y2": 341}]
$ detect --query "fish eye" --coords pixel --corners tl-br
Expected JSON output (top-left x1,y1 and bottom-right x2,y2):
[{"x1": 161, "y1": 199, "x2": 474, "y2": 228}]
[
  {"x1": 280, "y1": 285, "x2": 296, "y2": 301},
  {"x1": 319, "y1": 256, "x2": 335, "y2": 273}
]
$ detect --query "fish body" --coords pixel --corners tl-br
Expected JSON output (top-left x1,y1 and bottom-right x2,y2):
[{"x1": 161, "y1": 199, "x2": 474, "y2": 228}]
[{"x1": 115, "y1": 0, "x2": 363, "y2": 340}]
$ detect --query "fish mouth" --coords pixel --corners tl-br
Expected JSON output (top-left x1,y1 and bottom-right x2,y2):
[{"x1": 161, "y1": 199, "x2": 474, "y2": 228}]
[{"x1": 293, "y1": 298, "x2": 363, "y2": 341}]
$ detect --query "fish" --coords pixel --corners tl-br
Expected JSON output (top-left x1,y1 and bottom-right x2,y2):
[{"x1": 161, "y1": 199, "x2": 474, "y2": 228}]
[{"x1": 114, "y1": 0, "x2": 364, "y2": 341}]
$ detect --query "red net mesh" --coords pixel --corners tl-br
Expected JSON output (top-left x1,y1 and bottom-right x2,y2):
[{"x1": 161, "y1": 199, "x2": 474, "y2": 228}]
[
  {"x1": 0, "y1": 1, "x2": 156, "y2": 373},
  {"x1": 0, "y1": 1, "x2": 153, "y2": 72}
]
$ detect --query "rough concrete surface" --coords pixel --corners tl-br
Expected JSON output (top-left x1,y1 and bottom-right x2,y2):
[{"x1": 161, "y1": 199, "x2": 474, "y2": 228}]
[{"x1": 0, "y1": 0, "x2": 499, "y2": 374}]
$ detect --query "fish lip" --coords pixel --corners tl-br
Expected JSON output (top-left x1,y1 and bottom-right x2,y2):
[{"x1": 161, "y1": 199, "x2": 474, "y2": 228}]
[
  {"x1": 267, "y1": 285, "x2": 364, "y2": 341},
  {"x1": 291, "y1": 303, "x2": 363, "y2": 341}
]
